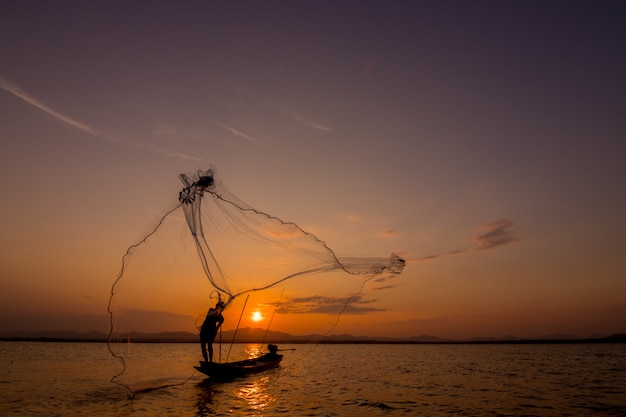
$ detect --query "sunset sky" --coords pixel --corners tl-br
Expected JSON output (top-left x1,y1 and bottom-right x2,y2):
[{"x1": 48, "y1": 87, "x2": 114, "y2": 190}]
[{"x1": 1, "y1": 1, "x2": 624, "y2": 340}]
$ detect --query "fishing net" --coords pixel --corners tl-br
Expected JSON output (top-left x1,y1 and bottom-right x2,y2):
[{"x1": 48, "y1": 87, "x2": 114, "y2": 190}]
[{"x1": 107, "y1": 166, "x2": 404, "y2": 396}]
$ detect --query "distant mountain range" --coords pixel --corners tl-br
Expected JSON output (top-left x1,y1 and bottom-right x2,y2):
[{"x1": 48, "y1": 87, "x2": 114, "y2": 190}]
[{"x1": 1, "y1": 328, "x2": 624, "y2": 344}]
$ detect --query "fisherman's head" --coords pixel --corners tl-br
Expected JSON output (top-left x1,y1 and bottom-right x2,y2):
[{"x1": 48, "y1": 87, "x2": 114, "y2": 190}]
[{"x1": 216, "y1": 300, "x2": 225, "y2": 310}]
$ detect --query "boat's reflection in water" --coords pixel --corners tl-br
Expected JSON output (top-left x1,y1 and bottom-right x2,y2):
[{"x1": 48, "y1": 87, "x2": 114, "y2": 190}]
[
  {"x1": 195, "y1": 380, "x2": 217, "y2": 416},
  {"x1": 195, "y1": 344, "x2": 279, "y2": 415}
]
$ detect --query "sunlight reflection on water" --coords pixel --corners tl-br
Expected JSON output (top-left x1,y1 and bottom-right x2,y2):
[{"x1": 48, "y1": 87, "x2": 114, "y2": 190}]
[{"x1": 236, "y1": 376, "x2": 273, "y2": 413}]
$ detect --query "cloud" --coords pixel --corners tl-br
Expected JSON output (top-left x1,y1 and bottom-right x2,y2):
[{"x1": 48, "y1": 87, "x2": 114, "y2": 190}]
[
  {"x1": 472, "y1": 219, "x2": 520, "y2": 251},
  {"x1": 152, "y1": 125, "x2": 179, "y2": 137},
  {"x1": 0, "y1": 76, "x2": 112, "y2": 140},
  {"x1": 373, "y1": 285, "x2": 394, "y2": 290},
  {"x1": 0, "y1": 75, "x2": 201, "y2": 161},
  {"x1": 371, "y1": 275, "x2": 397, "y2": 290},
  {"x1": 281, "y1": 109, "x2": 333, "y2": 132},
  {"x1": 337, "y1": 213, "x2": 363, "y2": 222},
  {"x1": 405, "y1": 219, "x2": 520, "y2": 263},
  {"x1": 279, "y1": 294, "x2": 384, "y2": 315},
  {"x1": 222, "y1": 76, "x2": 333, "y2": 133},
  {"x1": 378, "y1": 229, "x2": 400, "y2": 238},
  {"x1": 217, "y1": 121, "x2": 258, "y2": 142},
  {"x1": 372, "y1": 275, "x2": 392, "y2": 284},
  {"x1": 408, "y1": 253, "x2": 444, "y2": 263},
  {"x1": 221, "y1": 76, "x2": 259, "y2": 100}
]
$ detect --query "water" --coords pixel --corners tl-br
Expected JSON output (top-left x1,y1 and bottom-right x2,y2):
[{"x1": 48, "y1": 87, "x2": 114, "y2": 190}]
[{"x1": 1, "y1": 342, "x2": 625, "y2": 416}]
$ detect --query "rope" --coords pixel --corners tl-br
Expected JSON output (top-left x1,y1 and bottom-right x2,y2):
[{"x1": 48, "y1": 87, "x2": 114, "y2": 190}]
[
  {"x1": 226, "y1": 294, "x2": 249, "y2": 362},
  {"x1": 261, "y1": 290, "x2": 284, "y2": 347}
]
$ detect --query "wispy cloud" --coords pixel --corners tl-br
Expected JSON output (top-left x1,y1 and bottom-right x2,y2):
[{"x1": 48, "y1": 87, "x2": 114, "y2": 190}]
[
  {"x1": 152, "y1": 125, "x2": 179, "y2": 137},
  {"x1": 221, "y1": 76, "x2": 334, "y2": 133},
  {"x1": 472, "y1": 219, "x2": 520, "y2": 251},
  {"x1": 0, "y1": 75, "x2": 201, "y2": 161},
  {"x1": 336, "y1": 213, "x2": 363, "y2": 222},
  {"x1": 373, "y1": 285, "x2": 394, "y2": 290},
  {"x1": 405, "y1": 219, "x2": 520, "y2": 263},
  {"x1": 378, "y1": 229, "x2": 400, "y2": 238},
  {"x1": 0, "y1": 76, "x2": 114, "y2": 141},
  {"x1": 370, "y1": 274, "x2": 397, "y2": 291},
  {"x1": 221, "y1": 76, "x2": 259, "y2": 101},
  {"x1": 217, "y1": 121, "x2": 258, "y2": 142},
  {"x1": 279, "y1": 294, "x2": 384, "y2": 315},
  {"x1": 281, "y1": 109, "x2": 333, "y2": 132}
]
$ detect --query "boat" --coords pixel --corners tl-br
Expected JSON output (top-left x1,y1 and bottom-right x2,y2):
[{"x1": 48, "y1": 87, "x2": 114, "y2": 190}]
[{"x1": 195, "y1": 344, "x2": 283, "y2": 380}]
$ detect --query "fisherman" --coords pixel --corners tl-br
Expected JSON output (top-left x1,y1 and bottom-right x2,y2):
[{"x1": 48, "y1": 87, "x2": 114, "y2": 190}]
[{"x1": 200, "y1": 299, "x2": 225, "y2": 363}]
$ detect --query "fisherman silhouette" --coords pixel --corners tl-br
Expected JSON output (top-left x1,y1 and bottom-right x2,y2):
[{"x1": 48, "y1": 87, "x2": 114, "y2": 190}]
[{"x1": 200, "y1": 300, "x2": 225, "y2": 362}]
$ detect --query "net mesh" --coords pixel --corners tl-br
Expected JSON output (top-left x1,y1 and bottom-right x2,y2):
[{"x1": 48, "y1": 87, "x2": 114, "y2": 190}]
[{"x1": 107, "y1": 166, "x2": 404, "y2": 395}]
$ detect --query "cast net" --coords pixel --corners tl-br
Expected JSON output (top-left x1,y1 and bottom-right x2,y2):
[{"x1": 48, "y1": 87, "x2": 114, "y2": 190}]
[{"x1": 107, "y1": 167, "x2": 404, "y2": 396}]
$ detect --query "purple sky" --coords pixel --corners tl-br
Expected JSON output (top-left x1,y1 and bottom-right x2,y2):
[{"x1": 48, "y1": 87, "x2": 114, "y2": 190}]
[{"x1": 1, "y1": 1, "x2": 625, "y2": 339}]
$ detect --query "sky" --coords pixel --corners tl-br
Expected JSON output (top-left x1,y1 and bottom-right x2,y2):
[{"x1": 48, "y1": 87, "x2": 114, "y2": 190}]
[{"x1": 1, "y1": 1, "x2": 625, "y2": 340}]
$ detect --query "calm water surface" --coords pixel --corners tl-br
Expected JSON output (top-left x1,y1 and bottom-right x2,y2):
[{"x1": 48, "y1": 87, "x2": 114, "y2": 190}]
[{"x1": 1, "y1": 342, "x2": 625, "y2": 416}]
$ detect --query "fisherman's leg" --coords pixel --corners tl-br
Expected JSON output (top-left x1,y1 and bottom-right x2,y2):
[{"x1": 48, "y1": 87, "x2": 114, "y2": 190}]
[
  {"x1": 201, "y1": 339, "x2": 208, "y2": 362},
  {"x1": 208, "y1": 344, "x2": 214, "y2": 362}
]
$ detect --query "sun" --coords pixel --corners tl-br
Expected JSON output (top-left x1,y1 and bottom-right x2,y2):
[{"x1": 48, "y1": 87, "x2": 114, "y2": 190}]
[{"x1": 251, "y1": 311, "x2": 264, "y2": 322}]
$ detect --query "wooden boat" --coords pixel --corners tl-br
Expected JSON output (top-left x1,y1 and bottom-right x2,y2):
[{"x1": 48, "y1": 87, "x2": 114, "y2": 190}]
[{"x1": 195, "y1": 344, "x2": 283, "y2": 380}]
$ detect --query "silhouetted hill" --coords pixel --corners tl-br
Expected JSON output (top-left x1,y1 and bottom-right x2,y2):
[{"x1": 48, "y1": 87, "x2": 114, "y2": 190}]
[
  {"x1": 0, "y1": 330, "x2": 108, "y2": 341},
  {"x1": 408, "y1": 334, "x2": 454, "y2": 343},
  {"x1": 1, "y1": 328, "x2": 624, "y2": 344}
]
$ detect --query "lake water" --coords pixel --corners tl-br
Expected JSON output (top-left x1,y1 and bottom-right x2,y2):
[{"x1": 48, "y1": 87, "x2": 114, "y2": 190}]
[{"x1": 1, "y1": 341, "x2": 625, "y2": 416}]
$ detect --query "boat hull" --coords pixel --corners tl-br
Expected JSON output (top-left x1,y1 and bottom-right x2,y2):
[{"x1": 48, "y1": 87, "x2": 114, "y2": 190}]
[{"x1": 195, "y1": 352, "x2": 283, "y2": 380}]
